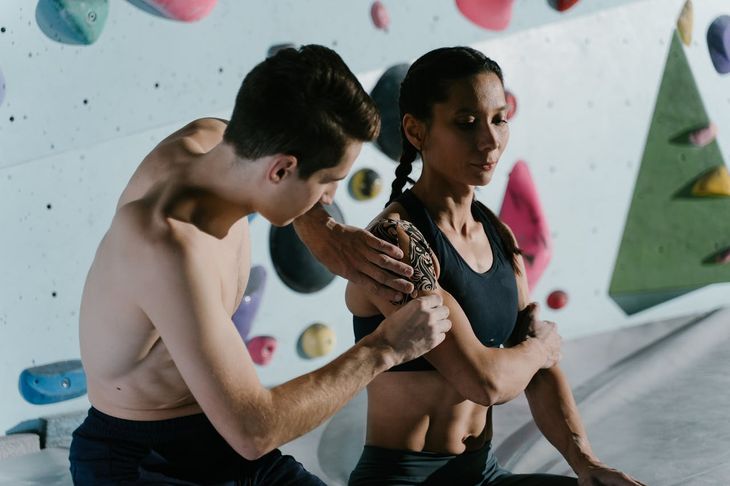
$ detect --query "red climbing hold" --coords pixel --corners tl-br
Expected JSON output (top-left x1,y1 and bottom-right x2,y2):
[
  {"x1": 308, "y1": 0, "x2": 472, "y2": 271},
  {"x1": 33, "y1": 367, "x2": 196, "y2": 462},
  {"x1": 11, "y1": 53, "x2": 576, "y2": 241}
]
[
  {"x1": 547, "y1": 0, "x2": 580, "y2": 12},
  {"x1": 547, "y1": 290, "x2": 568, "y2": 309}
]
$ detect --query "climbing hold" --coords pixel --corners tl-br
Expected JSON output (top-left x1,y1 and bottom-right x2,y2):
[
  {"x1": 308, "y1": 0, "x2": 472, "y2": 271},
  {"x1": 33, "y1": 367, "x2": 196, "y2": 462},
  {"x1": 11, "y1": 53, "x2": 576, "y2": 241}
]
[
  {"x1": 707, "y1": 15, "x2": 730, "y2": 74},
  {"x1": 267, "y1": 43, "x2": 297, "y2": 58},
  {"x1": 455, "y1": 0, "x2": 515, "y2": 31},
  {"x1": 131, "y1": 0, "x2": 217, "y2": 22},
  {"x1": 270, "y1": 202, "x2": 345, "y2": 293},
  {"x1": 246, "y1": 336, "x2": 277, "y2": 366},
  {"x1": 37, "y1": 0, "x2": 109, "y2": 45},
  {"x1": 371, "y1": 64, "x2": 410, "y2": 161},
  {"x1": 348, "y1": 168, "x2": 383, "y2": 201},
  {"x1": 505, "y1": 89, "x2": 517, "y2": 120},
  {"x1": 546, "y1": 290, "x2": 568, "y2": 310},
  {"x1": 713, "y1": 247, "x2": 730, "y2": 264},
  {"x1": 298, "y1": 323, "x2": 336, "y2": 359},
  {"x1": 677, "y1": 0, "x2": 693, "y2": 46},
  {"x1": 371, "y1": 1, "x2": 390, "y2": 31},
  {"x1": 547, "y1": 0, "x2": 579, "y2": 12},
  {"x1": 691, "y1": 165, "x2": 730, "y2": 197},
  {"x1": 499, "y1": 160, "x2": 552, "y2": 291},
  {"x1": 232, "y1": 265, "x2": 267, "y2": 341},
  {"x1": 19, "y1": 360, "x2": 87, "y2": 404},
  {"x1": 688, "y1": 122, "x2": 717, "y2": 147}
]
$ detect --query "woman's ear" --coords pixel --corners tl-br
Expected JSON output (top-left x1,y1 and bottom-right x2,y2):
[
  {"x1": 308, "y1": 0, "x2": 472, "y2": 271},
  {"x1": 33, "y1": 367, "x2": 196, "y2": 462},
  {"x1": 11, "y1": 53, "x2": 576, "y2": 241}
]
[
  {"x1": 402, "y1": 114, "x2": 426, "y2": 151},
  {"x1": 267, "y1": 154, "x2": 298, "y2": 183}
]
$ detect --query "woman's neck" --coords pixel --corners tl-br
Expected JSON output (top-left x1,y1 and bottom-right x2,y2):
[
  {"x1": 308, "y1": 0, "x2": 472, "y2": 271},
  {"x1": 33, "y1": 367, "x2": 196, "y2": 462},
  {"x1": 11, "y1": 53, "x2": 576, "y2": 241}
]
[{"x1": 410, "y1": 170, "x2": 476, "y2": 235}]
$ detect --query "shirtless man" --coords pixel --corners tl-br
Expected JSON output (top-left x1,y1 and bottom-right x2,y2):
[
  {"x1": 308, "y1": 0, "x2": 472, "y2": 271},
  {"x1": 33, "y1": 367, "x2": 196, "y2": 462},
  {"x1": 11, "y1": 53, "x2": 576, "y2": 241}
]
[{"x1": 68, "y1": 45, "x2": 451, "y2": 485}]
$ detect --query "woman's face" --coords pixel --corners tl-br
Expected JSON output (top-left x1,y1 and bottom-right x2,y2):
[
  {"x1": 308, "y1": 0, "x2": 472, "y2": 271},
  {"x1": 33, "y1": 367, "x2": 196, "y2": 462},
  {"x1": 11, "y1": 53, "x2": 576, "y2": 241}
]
[{"x1": 417, "y1": 72, "x2": 509, "y2": 187}]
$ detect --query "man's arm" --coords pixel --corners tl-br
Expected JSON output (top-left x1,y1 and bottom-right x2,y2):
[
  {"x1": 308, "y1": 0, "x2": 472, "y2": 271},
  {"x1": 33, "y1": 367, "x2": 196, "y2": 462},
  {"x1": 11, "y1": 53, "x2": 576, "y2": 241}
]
[
  {"x1": 133, "y1": 219, "x2": 449, "y2": 461},
  {"x1": 293, "y1": 203, "x2": 415, "y2": 302}
]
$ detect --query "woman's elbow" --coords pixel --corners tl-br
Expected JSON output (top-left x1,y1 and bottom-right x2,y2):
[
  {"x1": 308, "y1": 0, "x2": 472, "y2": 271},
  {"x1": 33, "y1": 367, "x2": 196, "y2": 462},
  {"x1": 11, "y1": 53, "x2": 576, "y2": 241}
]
[{"x1": 462, "y1": 377, "x2": 500, "y2": 407}]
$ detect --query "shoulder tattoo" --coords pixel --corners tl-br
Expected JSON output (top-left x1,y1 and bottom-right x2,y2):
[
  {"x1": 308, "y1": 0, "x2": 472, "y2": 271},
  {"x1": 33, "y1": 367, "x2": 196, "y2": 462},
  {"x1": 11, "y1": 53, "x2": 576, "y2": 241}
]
[{"x1": 369, "y1": 218, "x2": 437, "y2": 305}]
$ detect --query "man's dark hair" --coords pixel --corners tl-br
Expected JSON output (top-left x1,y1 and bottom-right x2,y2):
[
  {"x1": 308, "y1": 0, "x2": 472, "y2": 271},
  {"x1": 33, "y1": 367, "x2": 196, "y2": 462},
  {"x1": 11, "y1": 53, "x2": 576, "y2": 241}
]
[{"x1": 224, "y1": 45, "x2": 380, "y2": 179}]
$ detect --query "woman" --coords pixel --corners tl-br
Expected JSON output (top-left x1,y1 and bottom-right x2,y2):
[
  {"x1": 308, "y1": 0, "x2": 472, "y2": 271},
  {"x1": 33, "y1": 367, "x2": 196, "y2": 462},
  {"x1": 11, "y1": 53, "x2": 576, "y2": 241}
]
[{"x1": 346, "y1": 47, "x2": 644, "y2": 485}]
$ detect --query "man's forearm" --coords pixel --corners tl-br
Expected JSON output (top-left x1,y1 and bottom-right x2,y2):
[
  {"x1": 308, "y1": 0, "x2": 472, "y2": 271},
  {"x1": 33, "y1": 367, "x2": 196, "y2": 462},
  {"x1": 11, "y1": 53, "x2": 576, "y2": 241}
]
[
  {"x1": 292, "y1": 202, "x2": 330, "y2": 243},
  {"x1": 524, "y1": 366, "x2": 600, "y2": 475},
  {"x1": 248, "y1": 333, "x2": 394, "y2": 455}
]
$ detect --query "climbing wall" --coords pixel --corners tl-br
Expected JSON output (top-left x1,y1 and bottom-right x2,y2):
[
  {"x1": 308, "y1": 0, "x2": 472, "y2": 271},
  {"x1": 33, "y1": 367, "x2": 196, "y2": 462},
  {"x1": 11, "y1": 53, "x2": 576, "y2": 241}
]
[{"x1": 0, "y1": 0, "x2": 728, "y2": 438}]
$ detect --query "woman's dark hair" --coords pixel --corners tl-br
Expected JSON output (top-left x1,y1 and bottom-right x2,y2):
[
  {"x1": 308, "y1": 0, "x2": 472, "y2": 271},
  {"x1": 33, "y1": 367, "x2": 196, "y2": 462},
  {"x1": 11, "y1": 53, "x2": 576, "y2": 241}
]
[
  {"x1": 389, "y1": 46, "x2": 521, "y2": 272},
  {"x1": 224, "y1": 45, "x2": 380, "y2": 179}
]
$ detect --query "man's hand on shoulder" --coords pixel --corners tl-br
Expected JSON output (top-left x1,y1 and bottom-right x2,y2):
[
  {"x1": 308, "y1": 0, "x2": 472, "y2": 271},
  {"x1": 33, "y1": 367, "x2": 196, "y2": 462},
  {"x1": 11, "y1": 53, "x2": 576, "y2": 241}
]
[{"x1": 293, "y1": 204, "x2": 415, "y2": 302}]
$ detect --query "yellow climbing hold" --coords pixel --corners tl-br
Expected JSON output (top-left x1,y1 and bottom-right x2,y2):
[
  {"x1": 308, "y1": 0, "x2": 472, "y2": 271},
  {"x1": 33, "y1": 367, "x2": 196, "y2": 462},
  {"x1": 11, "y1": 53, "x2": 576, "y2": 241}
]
[
  {"x1": 692, "y1": 165, "x2": 730, "y2": 197},
  {"x1": 677, "y1": 0, "x2": 693, "y2": 46},
  {"x1": 299, "y1": 323, "x2": 336, "y2": 358}
]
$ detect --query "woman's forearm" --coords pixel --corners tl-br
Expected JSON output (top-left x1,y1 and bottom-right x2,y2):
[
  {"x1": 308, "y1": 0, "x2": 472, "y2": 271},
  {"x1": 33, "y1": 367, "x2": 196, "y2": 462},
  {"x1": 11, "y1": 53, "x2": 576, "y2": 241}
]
[
  {"x1": 524, "y1": 365, "x2": 601, "y2": 475},
  {"x1": 481, "y1": 337, "x2": 547, "y2": 405}
]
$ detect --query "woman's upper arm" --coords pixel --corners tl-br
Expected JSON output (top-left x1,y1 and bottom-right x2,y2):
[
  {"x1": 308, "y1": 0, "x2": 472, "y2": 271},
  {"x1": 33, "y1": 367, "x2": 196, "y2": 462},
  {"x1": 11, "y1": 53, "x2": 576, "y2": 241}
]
[
  {"x1": 502, "y1": 222, "x2": 530, "y2": 310},
  {"x1": 356, "y1": 216, "x2": 503, "y2": 405}
]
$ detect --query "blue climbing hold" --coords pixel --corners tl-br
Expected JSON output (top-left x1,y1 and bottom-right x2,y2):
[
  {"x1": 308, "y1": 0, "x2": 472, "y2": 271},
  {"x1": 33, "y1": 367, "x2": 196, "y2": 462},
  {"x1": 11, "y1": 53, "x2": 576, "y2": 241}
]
[{"x1": 19, "y1": 359, "x2": 87, "y2": 404}]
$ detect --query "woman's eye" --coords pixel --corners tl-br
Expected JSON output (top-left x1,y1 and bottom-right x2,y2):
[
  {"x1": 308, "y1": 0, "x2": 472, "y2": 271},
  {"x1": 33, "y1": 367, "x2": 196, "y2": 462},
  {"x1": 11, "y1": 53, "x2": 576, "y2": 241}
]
[
  {"x1": 456, "y1": 118, "x2": 476, "y2": 128},
  {"x1": 494, "y1": 117, "x2": 508, "y2": 125}
]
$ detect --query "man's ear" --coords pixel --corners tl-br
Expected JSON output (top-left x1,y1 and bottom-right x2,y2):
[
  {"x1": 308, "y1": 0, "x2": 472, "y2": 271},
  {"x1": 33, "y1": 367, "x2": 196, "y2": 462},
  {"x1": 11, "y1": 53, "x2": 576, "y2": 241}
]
[
  {"x1": 267, "y1": 154, "x2": 298, "y2": 183},
  {"x1": 402, "y1": 114, "x2": 426, "y2": 151}
]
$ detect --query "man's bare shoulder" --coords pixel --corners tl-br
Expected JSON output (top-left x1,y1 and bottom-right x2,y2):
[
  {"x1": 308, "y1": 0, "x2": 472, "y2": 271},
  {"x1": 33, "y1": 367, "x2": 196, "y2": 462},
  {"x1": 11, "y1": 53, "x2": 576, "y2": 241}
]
[
  {"x1": 153, "y1": 118, "x2": 229, "y2": 156},
  {"x1": 110, "y1": 201, "x2": 205, "y2": 281}
]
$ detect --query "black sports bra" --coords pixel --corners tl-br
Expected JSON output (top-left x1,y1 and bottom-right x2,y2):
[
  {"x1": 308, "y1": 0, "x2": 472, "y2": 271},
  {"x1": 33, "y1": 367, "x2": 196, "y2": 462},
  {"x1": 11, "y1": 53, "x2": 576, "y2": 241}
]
[{"x1": 353, "y1": 190, "x2": 518, "y2": 371}]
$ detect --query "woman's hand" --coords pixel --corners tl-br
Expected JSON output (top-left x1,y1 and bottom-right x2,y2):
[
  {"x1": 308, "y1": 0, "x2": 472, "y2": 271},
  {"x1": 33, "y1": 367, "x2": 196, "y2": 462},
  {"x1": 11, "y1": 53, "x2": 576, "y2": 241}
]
[
  {"x1": 293, "y1": 206, "x2": 414, "y2": 301},
  {"x1": 577, "y1": 463, "x2": 647, "y2": 486}
]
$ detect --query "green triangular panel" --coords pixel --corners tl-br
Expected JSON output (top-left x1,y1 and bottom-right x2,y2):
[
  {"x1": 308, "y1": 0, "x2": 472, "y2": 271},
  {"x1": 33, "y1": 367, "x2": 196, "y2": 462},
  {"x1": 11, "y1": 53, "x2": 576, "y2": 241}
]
[
  {"x1": 609, "y1": 32, "x2": 730, "y2": 314},
  {"x1": 609, "y1": 288, "x2": 699, "y2": 315}
]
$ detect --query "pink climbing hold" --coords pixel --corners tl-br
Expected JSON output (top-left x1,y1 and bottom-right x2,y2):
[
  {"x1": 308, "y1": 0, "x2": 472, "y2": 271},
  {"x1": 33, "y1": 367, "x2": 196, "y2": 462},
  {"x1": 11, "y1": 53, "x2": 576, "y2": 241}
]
[
  {"x1": 138, "y1": 0, "x2": 217, "y2": 22},
  {"x1": 455, "y1": 0, "x2": 514, "y2": 32},
  {"x1": 499, "y1": 160, "x2": 552, "y2": 291},
  {"x1": 546, "y1": 290, "x2": 568, "y2": 310},
  {"x1": 505, "y1": 90, "x2": 517, "y2": 120},
  {"x1": 246, "y1": 336, "x2": 277, "y2": 366},
  {"x1": 371, "y1": 1, "x2": 390, "y2": 31},
  {"x1": 714, "y1": 247, "x2": 730, "y2": 264},
  {"x1": 689, "y1": 122, "x2": 717, "y2": 147}
]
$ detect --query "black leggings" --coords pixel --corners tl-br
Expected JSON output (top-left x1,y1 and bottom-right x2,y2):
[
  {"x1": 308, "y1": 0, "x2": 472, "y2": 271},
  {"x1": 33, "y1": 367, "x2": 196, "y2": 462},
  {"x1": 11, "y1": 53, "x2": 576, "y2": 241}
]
[
  {"x1": 348, "y1": 442, "x2": 577, "y2": 486},
  {"x1": 69, "y1": 407, "x2": 324, "y2": 485}
]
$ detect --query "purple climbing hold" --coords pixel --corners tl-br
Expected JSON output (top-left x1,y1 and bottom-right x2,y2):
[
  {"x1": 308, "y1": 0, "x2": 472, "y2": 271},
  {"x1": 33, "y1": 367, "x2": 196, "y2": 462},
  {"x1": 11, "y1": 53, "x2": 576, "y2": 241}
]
[
  {"x1": 707, "y1": 15, "x2": 730, "y2": 74},
  {"x1": 231, "y1": 265, "x2": 267, "y2": 341}
]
